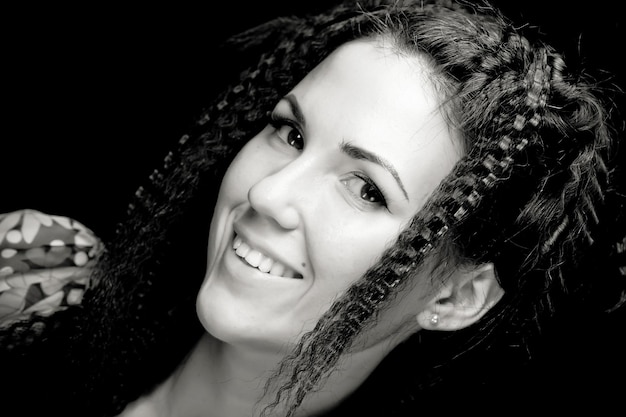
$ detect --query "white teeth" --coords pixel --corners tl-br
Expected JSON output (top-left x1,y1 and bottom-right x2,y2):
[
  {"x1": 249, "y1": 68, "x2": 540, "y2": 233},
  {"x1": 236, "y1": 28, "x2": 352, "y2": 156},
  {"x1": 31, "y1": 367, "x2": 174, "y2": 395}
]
[
  {"x1": 269, "y1": 262, "x2": 285, "y2": 277},
  {"x1": 233, "y1": 233, "x2": 301, "y2": 279},
  {"x1": 258, "y1": 256, "x2": 274, "y2": 273},
  {"x1": 244, "y1": 250, "x2": 263, "y2": 267},
  {"x1": 235, "y1": 241, "x2": 250, "y2": 257}
]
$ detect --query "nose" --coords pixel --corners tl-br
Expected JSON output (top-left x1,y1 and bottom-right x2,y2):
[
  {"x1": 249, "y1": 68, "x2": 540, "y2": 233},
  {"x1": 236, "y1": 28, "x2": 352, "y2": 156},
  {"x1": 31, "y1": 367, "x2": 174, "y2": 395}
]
[{"x1": 247, "y1": 164, "x2": 302, "y2": 230}]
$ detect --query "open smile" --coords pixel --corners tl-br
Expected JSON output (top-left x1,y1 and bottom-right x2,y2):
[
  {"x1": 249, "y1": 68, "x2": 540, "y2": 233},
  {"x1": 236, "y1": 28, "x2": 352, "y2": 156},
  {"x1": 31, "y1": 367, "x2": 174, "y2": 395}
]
[{"x1": 233, "y1": 233, "x2": 303, "y2": 279}]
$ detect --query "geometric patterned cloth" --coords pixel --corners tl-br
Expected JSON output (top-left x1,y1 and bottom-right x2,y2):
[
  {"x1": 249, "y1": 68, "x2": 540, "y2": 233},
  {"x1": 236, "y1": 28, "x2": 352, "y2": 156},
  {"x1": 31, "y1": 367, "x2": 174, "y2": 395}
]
[{"x1": 0, "y1": 209, "x2": 103, "y2": 328}]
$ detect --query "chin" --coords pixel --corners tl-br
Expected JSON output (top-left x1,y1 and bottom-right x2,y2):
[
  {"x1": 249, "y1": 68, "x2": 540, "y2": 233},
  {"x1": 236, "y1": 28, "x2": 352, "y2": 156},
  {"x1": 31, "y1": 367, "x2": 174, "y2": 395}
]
[{"x1": 195, "y1": 283, "x2": 301, "y2": 353}]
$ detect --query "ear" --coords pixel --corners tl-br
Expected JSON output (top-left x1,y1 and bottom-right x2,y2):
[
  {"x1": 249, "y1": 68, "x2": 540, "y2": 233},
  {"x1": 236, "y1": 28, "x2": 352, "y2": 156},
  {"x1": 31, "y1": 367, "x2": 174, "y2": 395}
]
[{"x1": 416, "y1": 263, "x2": 504, "y2": 331}]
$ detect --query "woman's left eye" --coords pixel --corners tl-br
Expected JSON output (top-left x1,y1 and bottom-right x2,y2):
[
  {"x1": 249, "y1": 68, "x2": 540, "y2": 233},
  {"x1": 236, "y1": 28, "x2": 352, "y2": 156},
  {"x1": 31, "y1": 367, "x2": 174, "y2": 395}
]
[{"x1": 342, "y1": 174, "x2": 387, "y2": 208}]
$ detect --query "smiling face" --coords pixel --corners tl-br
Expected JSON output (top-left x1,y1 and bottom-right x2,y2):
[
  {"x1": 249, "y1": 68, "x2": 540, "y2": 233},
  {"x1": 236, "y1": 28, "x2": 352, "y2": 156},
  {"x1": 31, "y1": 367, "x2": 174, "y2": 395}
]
[{"x1": 196, "y1": 38, "x2": 462, "y2": 352}]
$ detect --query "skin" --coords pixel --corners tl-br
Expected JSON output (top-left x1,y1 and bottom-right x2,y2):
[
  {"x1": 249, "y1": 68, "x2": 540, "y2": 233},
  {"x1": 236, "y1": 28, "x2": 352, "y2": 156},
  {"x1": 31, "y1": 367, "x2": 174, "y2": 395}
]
[
  {"x1": 119, "y1": 37, "x2": 499, "y2": 417},
  {"x1": 197, "y1": 37, "x2": 462, "y2": 353}
]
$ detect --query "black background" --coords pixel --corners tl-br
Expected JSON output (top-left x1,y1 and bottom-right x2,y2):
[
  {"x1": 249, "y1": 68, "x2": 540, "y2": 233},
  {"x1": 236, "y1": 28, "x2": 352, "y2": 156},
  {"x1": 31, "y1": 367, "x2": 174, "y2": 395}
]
[{"x1": 1, "y1": 1, "x2": 625, "y2": 406}]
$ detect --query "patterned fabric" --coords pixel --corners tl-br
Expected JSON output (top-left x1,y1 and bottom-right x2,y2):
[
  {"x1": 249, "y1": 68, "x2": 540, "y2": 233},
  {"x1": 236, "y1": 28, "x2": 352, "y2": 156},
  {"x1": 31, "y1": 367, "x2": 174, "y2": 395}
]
[{"x1": 0, "y1": 209, "x2": 103, "y2": 328}]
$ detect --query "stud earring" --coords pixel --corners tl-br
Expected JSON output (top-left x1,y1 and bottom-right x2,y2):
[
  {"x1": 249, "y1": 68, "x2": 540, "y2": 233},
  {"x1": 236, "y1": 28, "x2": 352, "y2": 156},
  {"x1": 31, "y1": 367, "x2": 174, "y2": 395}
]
[{"x1": 429, "y1": 313, "x2": 439, "y2": 326}]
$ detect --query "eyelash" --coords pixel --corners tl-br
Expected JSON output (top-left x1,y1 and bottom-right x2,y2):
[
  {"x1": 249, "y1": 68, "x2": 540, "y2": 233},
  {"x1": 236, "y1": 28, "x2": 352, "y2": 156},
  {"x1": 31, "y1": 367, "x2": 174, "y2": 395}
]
[
  {"x1": 345, "y1": 172, "x2": 388, "y2": 209},
  {"x1": 268, "y1": 112, "x2": 304, "y2": 150},
  {"x1": 266, "y1": 110, "x2": 388, "y2": 209}
]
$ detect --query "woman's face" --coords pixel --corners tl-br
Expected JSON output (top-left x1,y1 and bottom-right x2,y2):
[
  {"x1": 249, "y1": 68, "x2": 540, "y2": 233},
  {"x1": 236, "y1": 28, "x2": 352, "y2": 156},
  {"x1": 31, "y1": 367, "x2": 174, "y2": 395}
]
[{"x1": 197, "y1": 38, "x2": 462, "y2": 352}]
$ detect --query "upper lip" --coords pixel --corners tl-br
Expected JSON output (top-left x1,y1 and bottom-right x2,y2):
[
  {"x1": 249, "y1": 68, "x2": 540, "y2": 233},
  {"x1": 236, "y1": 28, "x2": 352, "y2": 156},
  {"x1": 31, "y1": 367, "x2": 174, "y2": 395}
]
[{"x1": 232, "y1": 223, "x2": 304, "y2": 278}]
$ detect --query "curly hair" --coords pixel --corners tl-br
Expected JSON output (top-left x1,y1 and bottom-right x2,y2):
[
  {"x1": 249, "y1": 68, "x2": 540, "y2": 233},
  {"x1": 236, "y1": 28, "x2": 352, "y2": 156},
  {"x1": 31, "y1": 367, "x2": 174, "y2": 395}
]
[
  {"x1": 234, "y1": 1, "x2": 623, "y2": 415},
  {"x1": 1, "y1": 1, "x2": 623, "y2": 416}
]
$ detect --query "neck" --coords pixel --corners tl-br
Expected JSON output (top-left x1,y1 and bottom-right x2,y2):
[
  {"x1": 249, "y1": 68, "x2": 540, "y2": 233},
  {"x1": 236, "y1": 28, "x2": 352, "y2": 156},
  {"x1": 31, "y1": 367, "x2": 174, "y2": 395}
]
[
  {"x1": 165, "y1": 333, "x2": 285, "y2": 417},
  {"x1": 123, "y1": 332, "x2": 395, "y2": 417}
]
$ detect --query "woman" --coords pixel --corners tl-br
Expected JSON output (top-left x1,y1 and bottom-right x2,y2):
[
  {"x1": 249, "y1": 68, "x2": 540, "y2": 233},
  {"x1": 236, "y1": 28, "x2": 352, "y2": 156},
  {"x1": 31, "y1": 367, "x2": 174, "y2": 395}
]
[{"x1": 1, "y1": 0, "x2": 624, "y2": 416}]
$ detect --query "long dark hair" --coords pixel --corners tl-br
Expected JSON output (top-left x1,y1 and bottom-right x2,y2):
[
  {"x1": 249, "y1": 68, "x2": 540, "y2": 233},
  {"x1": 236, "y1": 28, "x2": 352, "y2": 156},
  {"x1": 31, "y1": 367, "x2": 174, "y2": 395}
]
[{"x1": 1, "y1": 1, "x2": 623, "y2": 416}]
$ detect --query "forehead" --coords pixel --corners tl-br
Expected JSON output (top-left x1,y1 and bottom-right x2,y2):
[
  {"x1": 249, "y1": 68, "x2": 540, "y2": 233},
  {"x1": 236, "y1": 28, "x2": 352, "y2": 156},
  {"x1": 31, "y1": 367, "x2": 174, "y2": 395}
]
[
  {"x1": 289, "y1": 38, "x2": 462, "y2": 205},
  {"x1": 292, "y1": 38, "x2": 454, "y2": 144}
]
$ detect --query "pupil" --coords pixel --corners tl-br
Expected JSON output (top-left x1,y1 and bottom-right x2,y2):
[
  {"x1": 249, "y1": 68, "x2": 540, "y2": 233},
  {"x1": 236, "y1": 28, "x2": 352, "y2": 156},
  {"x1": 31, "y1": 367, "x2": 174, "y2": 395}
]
[
  {"x1": 288, "y1": 130, "x2": 303, "y2": 150},
  {"x1": 361, "y1": 184, "x2": 379, "y2": 202}
]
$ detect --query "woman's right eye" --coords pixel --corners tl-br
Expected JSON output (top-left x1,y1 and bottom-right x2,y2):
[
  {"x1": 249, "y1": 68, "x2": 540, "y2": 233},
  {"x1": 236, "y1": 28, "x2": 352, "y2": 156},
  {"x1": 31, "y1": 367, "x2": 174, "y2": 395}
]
[{"x1": 269, "y1": 115, "x2": 304, "y2": 151}]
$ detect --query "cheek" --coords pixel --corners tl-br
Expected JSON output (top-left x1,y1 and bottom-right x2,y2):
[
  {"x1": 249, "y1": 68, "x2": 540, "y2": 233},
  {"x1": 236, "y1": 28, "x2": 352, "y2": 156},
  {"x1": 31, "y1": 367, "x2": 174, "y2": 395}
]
[
  {"x1": 308, "y1": 216, "x2": 401, "y2": 294},
  {"x1": 207, "y1": 141, "x2": 266, "y2": 263},
  {"x1": 300, "y1": 219, "x2": 404, "y2": 331}
]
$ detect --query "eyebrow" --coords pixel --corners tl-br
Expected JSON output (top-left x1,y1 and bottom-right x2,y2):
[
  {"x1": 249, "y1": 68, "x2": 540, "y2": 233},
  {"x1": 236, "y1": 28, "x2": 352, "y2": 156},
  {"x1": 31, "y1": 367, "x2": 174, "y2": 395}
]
[
  {"x1": 281, "y1": 93, "x2": 409, "y2": 202},
  {"x1": 340, "y1": 141, "x2": 410, "y2": 201}
]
